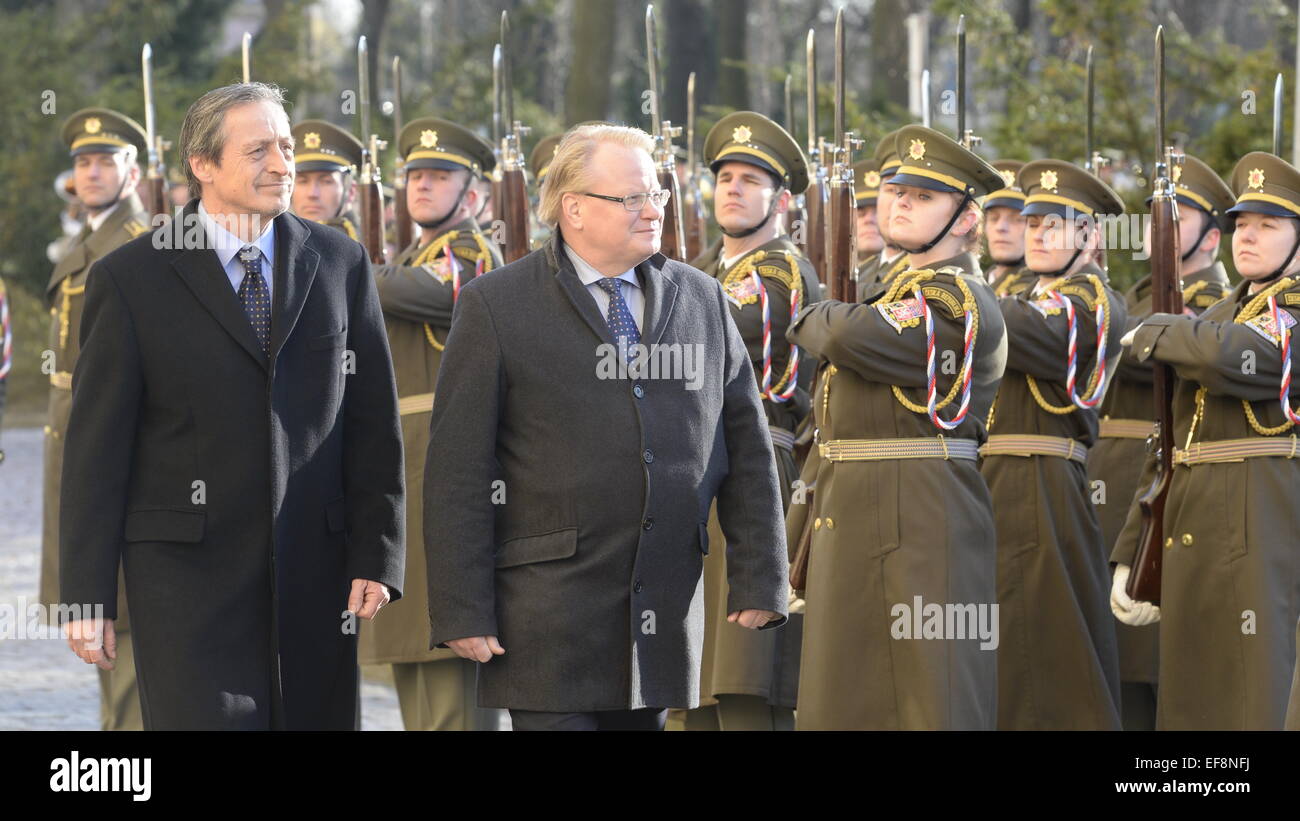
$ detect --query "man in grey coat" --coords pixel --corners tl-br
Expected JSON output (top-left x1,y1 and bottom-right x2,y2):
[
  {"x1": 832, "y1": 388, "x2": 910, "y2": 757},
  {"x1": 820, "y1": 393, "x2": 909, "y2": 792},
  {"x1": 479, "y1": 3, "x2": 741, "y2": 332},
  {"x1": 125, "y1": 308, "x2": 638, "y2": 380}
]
[{"x1": 425, "y1": 124, "x2": 789, "y2": 731}]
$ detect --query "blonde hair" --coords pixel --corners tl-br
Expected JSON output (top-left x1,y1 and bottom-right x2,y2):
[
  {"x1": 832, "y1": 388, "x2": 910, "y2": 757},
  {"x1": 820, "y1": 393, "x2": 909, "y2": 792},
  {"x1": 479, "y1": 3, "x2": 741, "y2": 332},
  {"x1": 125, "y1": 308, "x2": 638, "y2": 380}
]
[{"x1": 537, "y1": 124, "x2": 655, "y2": 228}]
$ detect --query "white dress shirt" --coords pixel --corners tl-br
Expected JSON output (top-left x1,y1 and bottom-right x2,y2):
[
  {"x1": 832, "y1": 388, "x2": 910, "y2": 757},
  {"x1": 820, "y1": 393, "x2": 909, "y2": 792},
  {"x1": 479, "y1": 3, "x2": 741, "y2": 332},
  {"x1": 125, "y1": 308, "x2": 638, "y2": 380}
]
[
  {"x1": 85, "y1": 200, "x2": 120, "y2": 233},
  {"x1": 564, "y1": 243, "x2": 644, "y2": 332},
  {"x1": 198, "y1": 201, "x2": 276, "y2": 299}
]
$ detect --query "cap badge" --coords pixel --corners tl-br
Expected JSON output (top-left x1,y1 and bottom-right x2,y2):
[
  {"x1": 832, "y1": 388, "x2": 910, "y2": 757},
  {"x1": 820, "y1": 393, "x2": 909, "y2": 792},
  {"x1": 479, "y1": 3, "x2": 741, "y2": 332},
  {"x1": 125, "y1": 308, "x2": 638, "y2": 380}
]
[
  {"x1": 908, "y1": 139, "x2": 926, "y2": 160},
  {"x1": 732, "y1": 125, "x2": 753, "y2": 144},
  {"x1": 864, "y1": 170, "x2": 881, "y2": 188},
  {"x1": 1040, "y1": 169, "x2": 1059, "y2": 192},
  {"x1": 85, "y1": 117, "x2": 102, "y2": 135},
  {"x1": 1248, "y1": 168, "x2": 1266, "y2": 190},
  {"x1": 420, "y1": 129, "x2": 439, "y2": 148},
  {"x1": 303, "y1": 132, "x2": 321, "y2": 149}
]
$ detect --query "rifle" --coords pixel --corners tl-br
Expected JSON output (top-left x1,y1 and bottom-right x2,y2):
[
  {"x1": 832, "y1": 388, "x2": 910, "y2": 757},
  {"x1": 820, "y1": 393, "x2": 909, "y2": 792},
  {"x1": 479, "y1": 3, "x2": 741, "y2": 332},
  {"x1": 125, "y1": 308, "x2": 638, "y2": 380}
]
[
  {"x1": 804, "y1": 28, "x2": 829, "y2": 286},
  {"x1": 783, "y1": 72, "x2": 806, "y2": 239},
  {"x1": 682, "y1": 72, "x2": 708, "y2": 260},
  {"x1": 645, "y1": 4, "x2": 686, "y2": 260},
  {"x1": 391, "y1": 56, "x2": 412, "y2": 252},
  {"x1": 1084, "y1": 45, "x2": 1109, "y2": 269},
  {"x1": 140, "y1": 43, "x2": 170, "y2": 219},
  {"x1": 498, "y1": 11, "x2": 531, "y2": 263},
  {"x1": 955, "y1": 15, "x2": 980, "y2": 151},
  {"x1": 242, "y1": 32, "x2": 252, "y2": 83},
  {"x1": 491, "y1": 45, "x2": 505, "y2": 241},
  {"x1": 356, "y1": 36, "x2": 388, "y2": 264},
  {"x1": 1128, "y1": 26, "x2": 1183, "y2": 605},
  {"x1": 826, "y1": 7, "x2": 860, "y2": 303},
  {"x1": 1275, "y1": 73, "x2": 1285, "y2": 157},
  {"x1": 920, "y1": 68, "x2": 931, "y2": 128}
]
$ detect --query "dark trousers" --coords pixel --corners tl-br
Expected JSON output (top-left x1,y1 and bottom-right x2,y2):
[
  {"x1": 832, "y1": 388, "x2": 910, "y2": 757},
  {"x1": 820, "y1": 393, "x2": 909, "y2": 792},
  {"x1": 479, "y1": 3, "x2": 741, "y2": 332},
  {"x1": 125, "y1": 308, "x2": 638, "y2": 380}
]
[{"x1": 509, "y1": 707, "x2": 667, "y2": 731}]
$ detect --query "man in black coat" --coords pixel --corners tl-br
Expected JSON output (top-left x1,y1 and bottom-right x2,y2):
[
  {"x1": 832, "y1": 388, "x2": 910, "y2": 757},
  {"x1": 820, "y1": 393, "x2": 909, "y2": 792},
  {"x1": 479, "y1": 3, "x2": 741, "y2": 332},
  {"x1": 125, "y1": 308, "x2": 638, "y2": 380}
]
[
  {"x1": 60, "y1": 83, "x2": 405, "y2": 730},
  {"x1": 425, "y1": 124, "x2": 789, "y2": 731}
]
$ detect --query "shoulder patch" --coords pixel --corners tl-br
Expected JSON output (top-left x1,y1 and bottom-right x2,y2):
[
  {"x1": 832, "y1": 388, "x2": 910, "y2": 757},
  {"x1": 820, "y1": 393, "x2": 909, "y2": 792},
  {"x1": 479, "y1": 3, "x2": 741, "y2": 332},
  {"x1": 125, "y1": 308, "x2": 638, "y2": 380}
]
[
  {"x1": 920, "y1": 284, "x2": 963, "y2": 319},
  {"x1": 876, "y1": 296, "x2": 924, "y2": 333},
  {"x1": 1284, "y1": 292, "x2": 1300, "y2": 308},
  {"x1": 1244, "y1": 309, "x2": 1298, "y2": 347},
  {"x1": 1192, "y1": 293, "x2": 1220, "y2": 308}
]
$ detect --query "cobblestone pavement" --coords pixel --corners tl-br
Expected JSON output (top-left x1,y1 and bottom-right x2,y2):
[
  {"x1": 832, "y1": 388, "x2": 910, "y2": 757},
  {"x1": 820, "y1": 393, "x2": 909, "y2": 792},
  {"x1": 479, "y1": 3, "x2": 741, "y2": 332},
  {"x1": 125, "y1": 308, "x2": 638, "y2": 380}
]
[{"x1": 0, "y1": 427, "x2": 403, "y2": 730}]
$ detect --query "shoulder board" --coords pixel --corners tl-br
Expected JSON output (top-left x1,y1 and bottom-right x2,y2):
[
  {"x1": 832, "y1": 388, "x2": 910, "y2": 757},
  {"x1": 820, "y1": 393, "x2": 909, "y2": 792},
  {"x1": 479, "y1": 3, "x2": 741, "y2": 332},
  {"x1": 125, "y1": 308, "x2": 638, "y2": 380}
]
[
  {"x1": 1193, "y1": 292, "x2": 1222, "y2": 308},
  {"x1": 1059, "y1": 282, "x2": 1099, "y2": 311},
  {"x1": 920, "y1": 284, "x2": 964, "y2": 319},
  {"x1": 124, "y1": 219, "x2": 149, "y2": 238}
]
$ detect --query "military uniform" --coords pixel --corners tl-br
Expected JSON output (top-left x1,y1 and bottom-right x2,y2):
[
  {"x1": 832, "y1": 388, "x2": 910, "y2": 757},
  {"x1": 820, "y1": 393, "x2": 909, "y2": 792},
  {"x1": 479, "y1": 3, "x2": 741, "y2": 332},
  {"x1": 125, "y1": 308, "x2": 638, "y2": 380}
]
[
  {"x1": 981, "y1": 160, "x2": 1127, "y2": 729},
  {"x1": 41, "y1": 109, "x2": 150, "y2": 731},
  {"x1": 983, "y1": 160, "x2": 1035, "y2": 297},
  {"x1": 360, "y1": 118, "x2": 505, "y2": 731},
  {"x1": 668, "y1": 113, "x2": 817, "y2": 731},
  {"x1": 290, "y1": 120, "x2": 363, "y2": 241},
  {"x1": 787, "y1": 127, "x2": 1008, "y2": 729},
  {"x1": 1111, "y1": 152, "x2": 1300, "y2": 729},
  {"x1": 1088, "y1": 155, "x2": 1233, "y2": 729}
]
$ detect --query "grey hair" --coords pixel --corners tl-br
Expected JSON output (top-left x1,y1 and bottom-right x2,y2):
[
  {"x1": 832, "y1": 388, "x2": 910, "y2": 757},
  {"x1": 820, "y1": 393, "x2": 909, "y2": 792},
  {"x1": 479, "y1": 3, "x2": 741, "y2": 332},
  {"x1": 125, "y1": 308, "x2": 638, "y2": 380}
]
[{"x1": 178, "y1": 82, "x2": 287, "y2": 199}]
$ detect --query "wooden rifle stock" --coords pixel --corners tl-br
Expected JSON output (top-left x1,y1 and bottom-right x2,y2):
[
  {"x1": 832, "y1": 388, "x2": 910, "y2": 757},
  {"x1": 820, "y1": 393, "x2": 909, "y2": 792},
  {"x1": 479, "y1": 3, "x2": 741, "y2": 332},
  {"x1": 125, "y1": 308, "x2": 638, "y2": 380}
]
[
  {"x1": 393, "y1": 175, "x2": 412, "y2": 252},
  {"x1": 804, "y1": 173, "x2": 828, "y2": 285},
  {"x1": 658, "y1": 167, "x2": 686, "y2": 260},
  {"x1": 501, "y1": 166, "x2": 529, "y2": 262},
  {"x1": 828, "y1": 177, "x2": 855, "y2": 302},
  {"x1": 359, "y1": 180, "x2": 387, "y2": 264}
]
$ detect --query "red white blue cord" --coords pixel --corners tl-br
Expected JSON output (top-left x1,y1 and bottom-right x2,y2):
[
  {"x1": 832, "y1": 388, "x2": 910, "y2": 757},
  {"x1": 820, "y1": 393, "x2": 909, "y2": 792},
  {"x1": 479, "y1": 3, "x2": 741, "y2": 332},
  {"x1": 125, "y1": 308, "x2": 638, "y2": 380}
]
[
  {"x1": 916, "y1": 285, "x2": 974, "y2": 430},
  {"x1": 750, "y1": 270, "x2": 800, "y2": 403},
  {"x1": 1052, "y1": 289, "x2": 1108, "y2": 409}
]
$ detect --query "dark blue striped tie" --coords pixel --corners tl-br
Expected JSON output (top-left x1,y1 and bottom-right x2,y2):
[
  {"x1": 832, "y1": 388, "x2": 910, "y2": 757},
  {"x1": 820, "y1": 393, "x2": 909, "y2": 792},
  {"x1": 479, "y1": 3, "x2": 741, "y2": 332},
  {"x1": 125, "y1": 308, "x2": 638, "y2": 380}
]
[{"x1": 238, "y1": 246, "x2": 271, "y2": 354}]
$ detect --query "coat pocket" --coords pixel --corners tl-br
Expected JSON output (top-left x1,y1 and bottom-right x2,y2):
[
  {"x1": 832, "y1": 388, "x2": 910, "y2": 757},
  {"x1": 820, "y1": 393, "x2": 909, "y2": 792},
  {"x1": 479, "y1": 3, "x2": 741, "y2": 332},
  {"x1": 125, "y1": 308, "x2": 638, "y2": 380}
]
[
  {"x1": 325, "y1": 497, "x2": 347, "y2": 534},
  {"x1": 308, "y1": 330, "x2": 347, "y2": 350},
  {"x1": 495, "y1": 527, "x2": 578, "y2": 569},
  {"x1": 123, "y1": 507, "x2": 205, "y2": 543},
  {"x1": 698, "y1": 522, "x2": 710, "y2": 555}
]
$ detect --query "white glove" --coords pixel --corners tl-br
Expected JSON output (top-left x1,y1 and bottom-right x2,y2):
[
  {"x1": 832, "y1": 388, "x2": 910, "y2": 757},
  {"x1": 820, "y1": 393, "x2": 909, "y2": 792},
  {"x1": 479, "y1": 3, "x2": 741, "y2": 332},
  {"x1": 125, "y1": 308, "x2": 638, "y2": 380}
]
[
  {"x1": 1120, "y1": 326, "x2": 1138, "y2": 348},
  {"x1": 1111, "y1": 563, "x2": 1160, "y2": 626},
  {"x1": 788, "y1": 585, "x2": 806, "y2": 615}
]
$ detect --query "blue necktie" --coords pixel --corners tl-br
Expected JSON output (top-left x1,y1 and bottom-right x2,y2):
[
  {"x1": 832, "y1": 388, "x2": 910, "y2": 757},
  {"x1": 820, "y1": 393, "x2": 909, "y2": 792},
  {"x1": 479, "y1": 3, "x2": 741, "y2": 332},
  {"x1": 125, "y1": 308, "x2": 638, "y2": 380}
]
[
  {"x1": 238, "y1": 246, "x2": 271, "y2": 354},
  {"x1": 595, "y1": 277, "x2": 640, "y2": 360}
]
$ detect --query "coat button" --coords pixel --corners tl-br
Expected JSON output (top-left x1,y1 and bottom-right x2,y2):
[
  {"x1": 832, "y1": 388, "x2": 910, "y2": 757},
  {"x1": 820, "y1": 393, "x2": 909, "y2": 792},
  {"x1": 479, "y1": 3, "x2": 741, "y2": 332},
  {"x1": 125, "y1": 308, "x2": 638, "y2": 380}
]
[
  {"x1": 1181, "y1": 533, "x2": 1193, "y2": 546},
  {"x1": 633, "y1": 384, "x2": 645, "y2": 399},
  {"x1": 1164, "y1": 537, "x2": 1173, "y2": 549},
  {"x1": 634, "y1": 580, "x2": 643, "y2": 593},
  {"x1": 642, "y1": 517, "x2": 654, "y2": 531},
  {"x1": 825, "y1": 518, "x2": 835, "y2": 530},
  {"x1": 643, "y1": 449, "x2": 654, "y2": 463},
  {"x1": 813, "y1": 518, "x2": 822, "y2": 530}
]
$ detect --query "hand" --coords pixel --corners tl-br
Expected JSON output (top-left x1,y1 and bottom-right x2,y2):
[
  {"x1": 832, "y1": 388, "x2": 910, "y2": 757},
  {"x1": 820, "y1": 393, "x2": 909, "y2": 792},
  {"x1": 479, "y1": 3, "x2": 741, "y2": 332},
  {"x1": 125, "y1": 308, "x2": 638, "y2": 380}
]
[
  {"x1": 66, "y1": 618, "x2": 116, "y2": 671},
  {"x1": 1120, "y1": 326, "x2": 1138, "y2": 348},
  {"x1": 788, "y1": 586, "x2": 806, "y2": 615},
  {"x1": 347, "y1": 578, "x2": 390, "y2": 621},
  {"x1": 447, "y1": 635, "x2": 506, "y2": 663},
  {"x1": 728, "y1": 609, "x2": 780, "y2": 629},
  {"x1": 1110, "y1": 564, "x2": 1160, "y2": 626}
]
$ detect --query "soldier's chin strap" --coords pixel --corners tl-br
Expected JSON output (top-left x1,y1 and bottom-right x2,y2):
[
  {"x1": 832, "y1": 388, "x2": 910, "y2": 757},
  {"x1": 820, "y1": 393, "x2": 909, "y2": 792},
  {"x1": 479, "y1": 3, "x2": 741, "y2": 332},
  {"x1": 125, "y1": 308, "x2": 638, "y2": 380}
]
[
  {"x1": 895, "y1": 192, "x2": 971, "y2": 255},
  {"x1": 332, "y1": 172, "x2": 354, "y2": 222},
  {"x1": 89, "y1": 153, "x2": 136, "y2": 221},
  {"x1": 415, "y1": 173, "x2": 474, "y2": 232},
  {"x1": 1257, "y1": 217, "x2": 1300, "y2": 285},
  {"x1": 719, "y1": 186, "x2": 785, "y2": 239},
  {"x1": 1180, "y1": 210, "x2": 1215, "y2": 264}
]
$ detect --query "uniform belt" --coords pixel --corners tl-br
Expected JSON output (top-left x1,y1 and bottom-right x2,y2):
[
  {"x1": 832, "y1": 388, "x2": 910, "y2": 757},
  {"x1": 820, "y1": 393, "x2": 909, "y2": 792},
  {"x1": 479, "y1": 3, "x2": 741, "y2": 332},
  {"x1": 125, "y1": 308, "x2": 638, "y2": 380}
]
[
  {"x1": 768, "y1": 424, "x2": 796, "y2": 453},
  {"x1": 1174, "y1": 435, "x2": 1300, "y2": 466},
  {"x1": 50, "y1": 371, "x2": 72, "y2": 390},
  {"x1": 398, "y1": 392, "x2": 435, "y2": 416},
  {"x1": 979, "y1": 434, "x2": 1088, "y2": 463},
  {"x1": 818, "y1": 435, "x2": 978, "y2": 462},
  {"x1": 1098, "y1": 418, "x2": 1154, "y2": 440}
]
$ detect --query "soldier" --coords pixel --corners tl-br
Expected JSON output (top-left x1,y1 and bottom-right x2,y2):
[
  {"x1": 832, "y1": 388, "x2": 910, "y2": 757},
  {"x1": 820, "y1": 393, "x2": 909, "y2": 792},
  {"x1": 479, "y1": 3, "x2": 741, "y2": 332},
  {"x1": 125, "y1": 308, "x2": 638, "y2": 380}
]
[
  {"x1": 1112, "y1": 152, "x2": 1300, "y2": 730},
  {"x1": 851, "y1": 158, "x2": 883, "y2": 288},
  {"x1": 361, "y1": 117, "x2": 505, "y2": 731},
  {"x1": 41, "y1": 108, "x2": 150, "y2": 731},
  {"x1": 787, "y1": 125, "x2": 1007, "y2": 729},
  {"x1": 856, "y1": 127, "x2": 909, "y2": 294},
  {"x1": 1090, "y1": 154, "x2": 1233, "y2": 730},
  {"x1": 289, "y1": 119, "x2": 362, "y2": 240},
  {"x1": 675, "y1": 112, "x2": 818, "y2": 731},
  {"x1": 528, "y1": 134, "x2": 564, "y2": 249},
  {"x1": 980, "y1": 159, "x2": 1127, "y2": 729},
  {"x1": 982, "y1": 159, "x2": 1034, "y2": 297}
]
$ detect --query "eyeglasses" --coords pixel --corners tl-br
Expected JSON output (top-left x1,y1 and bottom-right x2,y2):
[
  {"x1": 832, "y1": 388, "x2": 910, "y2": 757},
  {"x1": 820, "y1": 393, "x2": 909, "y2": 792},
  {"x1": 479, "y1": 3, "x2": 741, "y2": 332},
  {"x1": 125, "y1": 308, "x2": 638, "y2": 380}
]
[{"x1": 583, "y1": 190, "x2": 671, "y2": 211}]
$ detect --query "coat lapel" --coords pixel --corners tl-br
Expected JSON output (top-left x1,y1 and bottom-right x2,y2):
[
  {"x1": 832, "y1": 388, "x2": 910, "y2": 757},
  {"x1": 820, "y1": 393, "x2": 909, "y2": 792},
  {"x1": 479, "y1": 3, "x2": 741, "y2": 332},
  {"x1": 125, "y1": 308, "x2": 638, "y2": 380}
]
[
  {"x1": 637, "y1": 253, "x2": 678, "y2": 346},
  {"x1": 170, "y1": 202, "x2": 269, "y2": 370},
  {"x1": 549, "y1": 238, "x2": 617, "y2": 347},
  {"x1": 268, "y1": 214, "x2": 320, "y2": 360}
]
